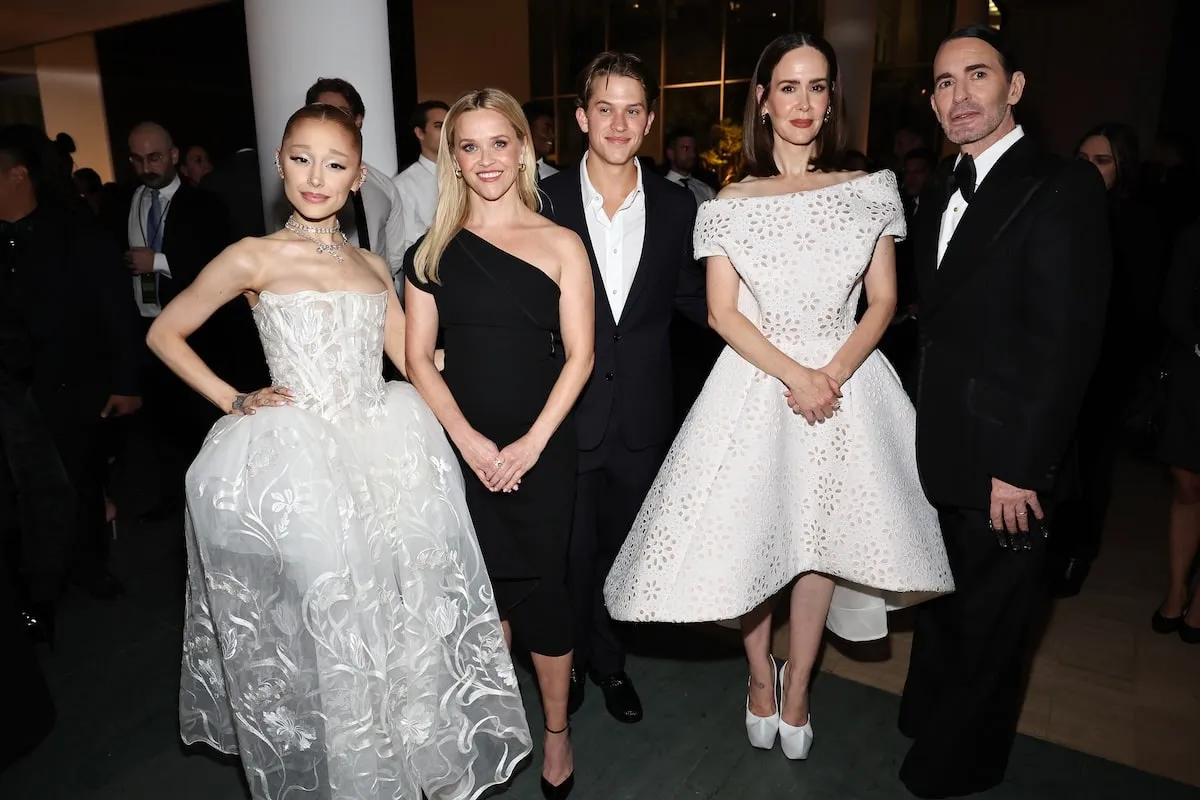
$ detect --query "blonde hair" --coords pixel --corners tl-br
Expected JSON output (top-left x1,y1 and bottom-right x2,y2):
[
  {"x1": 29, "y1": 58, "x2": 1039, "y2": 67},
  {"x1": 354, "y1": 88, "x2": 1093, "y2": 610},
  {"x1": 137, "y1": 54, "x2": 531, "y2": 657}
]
[{"x1": 412, "y1": 88, "x2": 540, "y2": 284}]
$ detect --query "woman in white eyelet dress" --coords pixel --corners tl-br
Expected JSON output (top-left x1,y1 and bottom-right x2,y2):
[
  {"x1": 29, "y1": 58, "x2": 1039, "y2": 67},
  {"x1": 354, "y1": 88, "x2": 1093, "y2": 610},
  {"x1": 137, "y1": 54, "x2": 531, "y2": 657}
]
[
  {"x1": 603, "y1": 32, "x2": 953, "y2": 761},
  {"x1": 605, "y1": 169, "x2": 954, "y2": 633},
  {"x1": 147, "y1": 104, "x2": 530, "y2": 800}
]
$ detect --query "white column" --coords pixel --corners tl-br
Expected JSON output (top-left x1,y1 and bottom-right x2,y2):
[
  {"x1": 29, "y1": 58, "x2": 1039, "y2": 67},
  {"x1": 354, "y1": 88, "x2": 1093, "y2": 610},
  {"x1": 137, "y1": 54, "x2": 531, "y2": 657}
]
[
  {"x1": 244, "y1": 0, "x2": 398, "y2": 230},
  {"x1": 823, "y1": 0, "x2": 879, "y2": 155},
  {"x1": 954, "y1": 0, "x2": 991, "y2": 28}
]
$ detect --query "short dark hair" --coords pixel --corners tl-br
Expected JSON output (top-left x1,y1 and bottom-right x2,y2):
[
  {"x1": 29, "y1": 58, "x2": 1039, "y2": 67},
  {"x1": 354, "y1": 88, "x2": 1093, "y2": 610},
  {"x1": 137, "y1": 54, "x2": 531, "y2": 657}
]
[
  {"x1": 942, "y1": 25, "x2": 1020, "y2": 80},
  {"x1": 904, "y1": 147, "x2": 938, "y2": 170},
  {"x1": 576, "y1": 51, "x2": 659, "y2": 109},
  {"x1": 0, "y1": 124, "x2": 73, "y2": 204},
  {"x1": 665, "y1": 127, "x2": 697, "y2": 150},
  {"x1": 522, "y1": 100, "x2": 554, "y2": 124},
  {"x1": 305, "y1": 77, "x2": 366, "y2": 119},
  {"x1": 743, "y1": 32, "x2": 845, "y2": 178},
  {"x1": 409, "y1": 100, "x2": 450, "y2": 132}
]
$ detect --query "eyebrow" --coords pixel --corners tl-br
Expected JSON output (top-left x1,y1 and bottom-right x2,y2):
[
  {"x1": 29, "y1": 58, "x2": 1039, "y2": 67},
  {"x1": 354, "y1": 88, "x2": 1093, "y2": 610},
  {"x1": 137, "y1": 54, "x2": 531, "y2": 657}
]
[
  {"x1": 592, "y1": 100, "x2": 646, "y2": 109},
  {"x1": 777, "y1": 77, "x2": 829, "y2": 87},
  {"x1": 935, "y1": 62, "x2": 993, "y2": 82},
  {"x1": 457, "y1": 135, "x2": 511, "y2": 143},
  {"x1": 286, "y1": 144, "x2": 351, "y2": 158}
]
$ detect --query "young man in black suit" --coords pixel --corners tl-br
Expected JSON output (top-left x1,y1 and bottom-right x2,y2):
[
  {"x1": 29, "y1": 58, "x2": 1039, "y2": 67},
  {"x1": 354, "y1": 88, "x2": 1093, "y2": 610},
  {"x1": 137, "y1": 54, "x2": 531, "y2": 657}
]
[
  {"x1": 897, "y1": 26, "x2": 1111, "y2": 798},
  {"x1": 539, "y1": 52, "x2": 707, "y2": 724}
]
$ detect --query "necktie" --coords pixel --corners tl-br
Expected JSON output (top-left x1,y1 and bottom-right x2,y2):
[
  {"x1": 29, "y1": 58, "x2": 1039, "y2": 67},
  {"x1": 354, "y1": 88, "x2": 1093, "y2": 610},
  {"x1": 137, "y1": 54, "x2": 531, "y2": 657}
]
[
  {"x1": 351, "y1": 190, "x2": 371, "y2": 252},
  {"x1": 950, "y1": 155, "x2": 976, "y2": 203},
  {"x1": 142, "y1": 189, "x2": 163, "y2": 305},
  {"x1": 679, "y1": 176, "x2": 690, "y2": 189}
]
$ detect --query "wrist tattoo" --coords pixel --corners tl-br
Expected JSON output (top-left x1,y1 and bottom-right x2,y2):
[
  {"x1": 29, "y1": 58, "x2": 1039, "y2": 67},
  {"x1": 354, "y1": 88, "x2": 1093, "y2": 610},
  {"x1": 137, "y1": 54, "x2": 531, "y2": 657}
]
[{"x1": 231, "y1": 393, "x2": 248, "y2": 412}]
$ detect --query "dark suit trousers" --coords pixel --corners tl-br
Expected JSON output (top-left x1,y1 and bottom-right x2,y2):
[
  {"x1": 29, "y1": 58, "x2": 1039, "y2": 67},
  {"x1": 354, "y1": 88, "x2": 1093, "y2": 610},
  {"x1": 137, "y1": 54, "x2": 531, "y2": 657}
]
[
  {"x1": 899, "y1": 506, "x2": 1050, "y2": 797},
  {"x1": 1051, "y1": 387, "x2": 1117, "y2": 565},
  {"x1": 0, "y1": 377, "x2": 74, "y2": 602},
  {"x1": 570, "y1": 414, "x2": 667, "y2": 677}
]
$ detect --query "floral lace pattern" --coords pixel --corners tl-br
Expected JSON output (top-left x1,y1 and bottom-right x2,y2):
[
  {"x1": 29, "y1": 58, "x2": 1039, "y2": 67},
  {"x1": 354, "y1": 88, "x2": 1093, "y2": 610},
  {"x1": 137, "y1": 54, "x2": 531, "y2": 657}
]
[
  {"x1": 604, "y1": 172, "x2": 954, "y2": 642},
  {"x1": 181, "y1": 290, "x2": 531, "y2": 799}
]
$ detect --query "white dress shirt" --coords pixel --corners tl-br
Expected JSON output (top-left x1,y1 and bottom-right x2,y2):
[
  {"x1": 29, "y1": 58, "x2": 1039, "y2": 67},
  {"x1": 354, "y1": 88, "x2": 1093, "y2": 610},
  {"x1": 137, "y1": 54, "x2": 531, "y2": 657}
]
[
  {"x1": 937, "y1": 125, "x2": 1025, "y2": 266},
  {"x1": 537, "y1": 158, "x2": 559, "y2": 181},
  {"x1": 665, "y1": 169, "x2": 716, "y2": 206},
  {"x1": 127, "y1": 173, "x2": 181, "y2": 318},
  {"x1": 392, "y1": 155, "x2": 438, "y2": 255},
  {"x1": 580, "y1": 150, "x2": 646, "y2": 322}
]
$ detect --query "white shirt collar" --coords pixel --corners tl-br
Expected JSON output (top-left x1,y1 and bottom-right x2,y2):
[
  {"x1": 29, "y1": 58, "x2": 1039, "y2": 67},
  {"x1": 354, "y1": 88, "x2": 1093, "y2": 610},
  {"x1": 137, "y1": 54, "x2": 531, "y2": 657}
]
[
  {"x1": 143, "y1": 173, "x2": 181, "y2": 202},
  {"x1": 666, "y1": 169, "x2": 691, "y2": 183},
  {"x1": 580, "y1": 149, "x2": 644, "y2": 213},
  {"x1": 418, "y1": 154, "x2": 437, "y2": 176},
  {"x1": 957, "y1": 124, "x2": 1024, "y2": 188}
]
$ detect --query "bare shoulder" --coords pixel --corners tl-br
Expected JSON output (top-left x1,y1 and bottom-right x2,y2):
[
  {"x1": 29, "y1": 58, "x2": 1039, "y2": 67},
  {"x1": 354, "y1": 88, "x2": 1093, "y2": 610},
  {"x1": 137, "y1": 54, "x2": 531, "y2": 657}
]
[
  {"x1": 828, "y1": 169, "x2": 870, "y2": 187},
  {"x1": 357, "y1": 248, "x2": 394, "y2": 288},
  {"x1": 717, "y1": 176, "x2": 762, "y2": 199},
  {"x1": 212, "y1": 236, "x2": 270, "y2": 277},
  {"x1": 547, "y1": 224, "x2": 589, "y2": 264}
]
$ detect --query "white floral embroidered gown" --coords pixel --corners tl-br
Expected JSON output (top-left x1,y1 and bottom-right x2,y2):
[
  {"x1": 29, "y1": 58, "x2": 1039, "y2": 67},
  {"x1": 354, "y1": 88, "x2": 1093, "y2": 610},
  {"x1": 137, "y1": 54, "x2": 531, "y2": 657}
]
[
  {"x1": 604, "y1": 172, "x2": 954, "y2": 641},
  {"x1": 180, "y1": 289, "x2": 531, "y2": 800}
]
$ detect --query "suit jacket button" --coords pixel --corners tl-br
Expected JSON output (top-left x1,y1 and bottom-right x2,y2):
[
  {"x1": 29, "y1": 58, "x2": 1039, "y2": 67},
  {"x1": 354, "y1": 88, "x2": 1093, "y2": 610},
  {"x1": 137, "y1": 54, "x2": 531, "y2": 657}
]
[
  {"x1": 605, "y1": 372, "x2": 614, "y2": 381},
  {"x1": 612, "y1": 332, "x2": 621, "y2": 341}
]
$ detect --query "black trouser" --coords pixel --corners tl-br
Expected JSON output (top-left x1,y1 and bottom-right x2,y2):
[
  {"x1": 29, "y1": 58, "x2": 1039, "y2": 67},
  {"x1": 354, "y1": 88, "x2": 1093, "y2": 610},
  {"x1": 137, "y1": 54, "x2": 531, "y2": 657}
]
[
  {"x1": 899, "y1": 506, "x2": 1050, "y2": 797},
  {"x1": 1051, "y1": 389, "x2": 1118, "y2": 565},
  {"x1": 569, "y1": 418, "x2": 667, "y2": 677},
  {"x1": 0, "y1": 374, "x2": 74, "y2": 603}
]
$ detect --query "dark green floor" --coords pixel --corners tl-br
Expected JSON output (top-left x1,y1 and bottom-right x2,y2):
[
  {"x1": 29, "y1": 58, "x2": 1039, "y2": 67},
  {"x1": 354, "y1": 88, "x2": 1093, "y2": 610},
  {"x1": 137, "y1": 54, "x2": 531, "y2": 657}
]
[{"x1": 2, "y1": 518, "x2": 1196, "y2": 799}]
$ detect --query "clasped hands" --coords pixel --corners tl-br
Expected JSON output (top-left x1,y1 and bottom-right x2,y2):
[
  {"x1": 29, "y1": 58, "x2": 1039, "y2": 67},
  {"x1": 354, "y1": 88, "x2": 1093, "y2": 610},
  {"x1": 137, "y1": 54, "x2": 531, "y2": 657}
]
[
  {"x1": 782, "y1": 364, "x2": 842, "y2": 425},
  {"x1": 458, "y1": 429, "x2": 545, "y2": 494}
]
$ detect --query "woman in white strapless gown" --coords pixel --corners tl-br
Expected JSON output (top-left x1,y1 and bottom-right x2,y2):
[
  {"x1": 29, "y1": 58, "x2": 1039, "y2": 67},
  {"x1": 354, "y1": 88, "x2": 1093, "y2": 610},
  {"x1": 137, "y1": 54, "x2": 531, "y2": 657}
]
[
  {"x1": 603, "y1": 34, "x2": 953, "y2": 761},
  {"x1": 146, "y1": 104, "x2": 530, "y2": 800}
]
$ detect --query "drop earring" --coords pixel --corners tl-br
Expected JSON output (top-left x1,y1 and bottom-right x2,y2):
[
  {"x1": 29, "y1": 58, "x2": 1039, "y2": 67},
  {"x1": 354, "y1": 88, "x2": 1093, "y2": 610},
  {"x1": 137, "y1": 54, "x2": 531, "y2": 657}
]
[{"x1": 761, "y1": 112, "x2": 769, "y2": 126}]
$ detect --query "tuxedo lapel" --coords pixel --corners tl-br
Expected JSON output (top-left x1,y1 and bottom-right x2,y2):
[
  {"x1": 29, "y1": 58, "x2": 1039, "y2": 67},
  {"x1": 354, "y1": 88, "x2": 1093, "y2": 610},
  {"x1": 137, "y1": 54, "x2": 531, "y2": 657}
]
[
  {"x1": 621, "y1": 179, "x2": 658, "y2": 319},
  {"x1": 557, "y1": 168, "x2": 615, "y2": 328},
  {"x1": 925, "y1": 138, "x2": 1040, "y2": 315},
  {"x1": 914, "y1": 160, "x2": 953, "y2": 303}
]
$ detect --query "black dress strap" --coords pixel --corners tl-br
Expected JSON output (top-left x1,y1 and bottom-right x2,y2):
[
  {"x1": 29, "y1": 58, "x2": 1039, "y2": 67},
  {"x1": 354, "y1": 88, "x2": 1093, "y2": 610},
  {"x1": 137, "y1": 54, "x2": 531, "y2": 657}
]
[{"x1": 454, "y1": 236, "x2": 559, "y2": 356}]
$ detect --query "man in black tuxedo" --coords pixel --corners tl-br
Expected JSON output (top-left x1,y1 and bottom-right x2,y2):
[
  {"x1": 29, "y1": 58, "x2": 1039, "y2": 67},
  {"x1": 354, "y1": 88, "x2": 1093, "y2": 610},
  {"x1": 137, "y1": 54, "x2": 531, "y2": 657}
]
[
  {"x1": 540, "y1": 52, "x2": 707, "y2": 724},
  {"x1": 102, "y1": 122, "x2": 264, "y2": 469},
  {"x1": 1, "y1": 125, "x2": 143, "y2": 603},
  {"x1": 897, "y1": 27, "x2": 1111, "y2": 798}
]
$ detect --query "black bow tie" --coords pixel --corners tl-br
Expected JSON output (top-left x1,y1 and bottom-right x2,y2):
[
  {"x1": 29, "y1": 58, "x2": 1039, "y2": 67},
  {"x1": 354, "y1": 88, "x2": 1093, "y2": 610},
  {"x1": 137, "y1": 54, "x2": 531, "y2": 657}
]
[{"x1": 948, "y1": 155, "x2": 976, "y2": 203}]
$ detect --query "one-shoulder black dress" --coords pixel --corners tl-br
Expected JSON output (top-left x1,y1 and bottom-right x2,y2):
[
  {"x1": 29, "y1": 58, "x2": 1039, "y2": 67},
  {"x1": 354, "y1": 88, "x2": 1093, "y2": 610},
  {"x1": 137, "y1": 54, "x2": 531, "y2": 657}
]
[{"x1": 406, "y1": 229, "x2": 575, "y2": 656}]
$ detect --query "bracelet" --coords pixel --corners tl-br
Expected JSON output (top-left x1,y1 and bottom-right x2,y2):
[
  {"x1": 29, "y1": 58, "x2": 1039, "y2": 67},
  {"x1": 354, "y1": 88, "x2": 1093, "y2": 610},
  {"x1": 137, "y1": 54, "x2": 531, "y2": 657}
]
[{"x1": 231, "y1": 393, "x2": 248, "y2": 413}]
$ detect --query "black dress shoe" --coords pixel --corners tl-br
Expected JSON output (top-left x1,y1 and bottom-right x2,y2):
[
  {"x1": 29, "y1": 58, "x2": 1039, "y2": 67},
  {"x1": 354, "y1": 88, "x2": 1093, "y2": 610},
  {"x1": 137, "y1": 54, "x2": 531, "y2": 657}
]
[
  {"x1": 20, "y1": 603, "x2": 56, "y2": 650},
  {"x1": 592, "y1": 671, "x2": 643, "y2": 724},
  {"x1": 1050, "y1": 558, "x2": 1091, "y2": 599},
  {"x1": 1180, "y1": 620, "x2": 1200, "y2": 645},
  {"x1": 567, "y1": 667, "x2": 585, "y2": 716}
]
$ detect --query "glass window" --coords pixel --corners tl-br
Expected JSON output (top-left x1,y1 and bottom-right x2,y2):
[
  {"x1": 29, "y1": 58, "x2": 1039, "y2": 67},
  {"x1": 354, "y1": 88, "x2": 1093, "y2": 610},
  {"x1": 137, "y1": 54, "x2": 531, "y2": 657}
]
[
  {"x1": 609, "y1": 0, "x2": 663, "y2": 86},
  {"x1": 661, "y1": 85, "x2": 721, "y2": 157},
  {"x1": 664, "y1": 0, "x2": 724, "y2": 84},
  {"x1": 529, "y1": 0, "x2": 556, "y2": 98},
  {"x1": 725, "y1": 1, "x2": 792, "y2": 80},
  {"x1": 556, "y1": 99, "x2": 587, "y2": 168},
  {"x1": 721, "y1": 79, "x2": 752, "y2": 125},
  {"x1": 558, "y1": 0, "x2": 606, "y2": 96}
]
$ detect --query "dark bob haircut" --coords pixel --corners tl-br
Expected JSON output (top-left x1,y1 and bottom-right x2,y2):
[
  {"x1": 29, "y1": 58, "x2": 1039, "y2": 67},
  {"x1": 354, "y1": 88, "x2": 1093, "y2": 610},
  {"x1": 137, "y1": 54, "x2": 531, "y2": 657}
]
[{"x1": 743, "y1": 32, "x2": 845, "y2": 178}]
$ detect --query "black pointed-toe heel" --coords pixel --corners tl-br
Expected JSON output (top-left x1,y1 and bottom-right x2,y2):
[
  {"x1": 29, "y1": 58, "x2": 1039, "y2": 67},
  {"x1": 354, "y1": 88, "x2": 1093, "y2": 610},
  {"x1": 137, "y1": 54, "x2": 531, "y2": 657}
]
[
  {"x1": 1152, "y1": 608, "x2": 1183, "y2": 634},
  {"x1": 540, "y1": 723, "x2": 574, "y2": 800}
]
